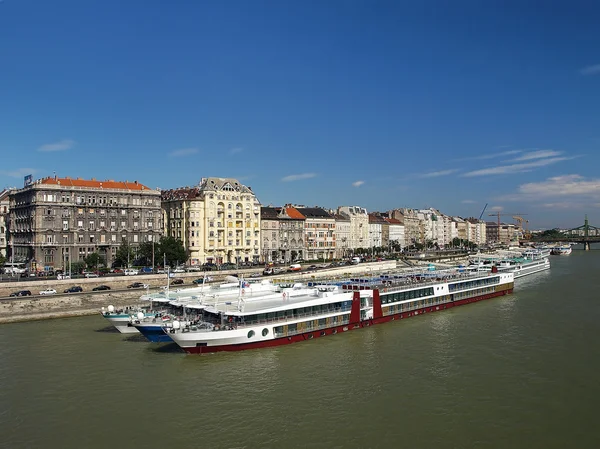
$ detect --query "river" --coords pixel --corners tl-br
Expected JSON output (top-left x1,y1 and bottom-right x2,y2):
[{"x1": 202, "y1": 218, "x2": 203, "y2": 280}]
[{"x1": 1, "y1": 250, "x2": 599, "y2": 449}]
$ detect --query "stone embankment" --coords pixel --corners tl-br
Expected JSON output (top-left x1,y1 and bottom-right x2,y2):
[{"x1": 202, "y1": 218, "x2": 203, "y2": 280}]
[{"x1": 0, "y1": 261, "x2": 398, "y2": 324}]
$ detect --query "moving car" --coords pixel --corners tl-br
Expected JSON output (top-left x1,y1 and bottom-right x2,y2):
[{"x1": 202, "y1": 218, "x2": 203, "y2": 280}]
[
  {"x1": 92, "y1": 285, "x2": 111, "y2": 291},
  {"x1": 64, "y1": 286, "x2": 83, "y2": 293},
  {"x1": 192, "y1": 276, "x2": 214, "y2": 284},
  {"x1": 127, "y1": 282, "x2": 147, "y2": 289},
  {"x1": 39, "y1": 288, "x2": 57, "y2": 295},
  {"x1": 171, "y1": 278, "x2": 184, "y2": 285},
  {"x1": 10, "y1": 290, "x2": 32, "y2": 297}
]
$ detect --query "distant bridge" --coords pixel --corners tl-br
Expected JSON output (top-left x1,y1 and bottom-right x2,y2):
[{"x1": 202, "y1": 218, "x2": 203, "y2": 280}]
[{"x1": 534, "y1": 215, "x2": 600, "y2": 250}]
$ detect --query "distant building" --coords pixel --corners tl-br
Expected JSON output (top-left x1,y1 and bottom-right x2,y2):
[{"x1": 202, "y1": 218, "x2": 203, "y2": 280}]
[{"x1": 8, "y1": 176, "x2": 162, "y2": 271}]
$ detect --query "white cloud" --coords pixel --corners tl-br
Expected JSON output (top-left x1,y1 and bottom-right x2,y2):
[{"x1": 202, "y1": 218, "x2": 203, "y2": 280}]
[
  {"x1": 461, "y1": 199, "x2": 476, "y2": 204},
  {"x1": 0, "y1": 167, "x2": 38, "y2": 178},
  {"x1": 458, "y1": 149, "x2": 523, "y2": 161},
  {"x1": 510, "y1": 150, "x2": 562, "y2": 162},
  {"x1": 281, "y1": 173, "x2": 317, "y2": 182},
  {"x1": 461, "y1": 156, "x2": 573, "y2": 177},
  {"x1": 169, "y1": 148, "x2": 199, "y2": 157},
  {"x1": 352, "y1": 180, "x2": 365, "y2": 187},
  {"x1": 38, "y1": 139, "x2": 75, "y2": 152},
  {"x1": 419, "y1": 169, "x2": 459, "y2": 178},
  {"x1": 580, "y1": 64, "x2": 600, "y2": 75},
  {"x1": 229, "y1": 147, "x2": 243, "y2": 155},
  {"x1": 489, "y1": 206, "x2": 504, "y2": 211},
  {"x1": 497, "y1": 174, "x2": 600, "y2": 202}
]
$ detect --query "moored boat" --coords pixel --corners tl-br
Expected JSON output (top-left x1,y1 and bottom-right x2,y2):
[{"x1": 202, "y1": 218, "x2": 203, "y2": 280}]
[
  {"x1": 551, "y1": 244, "x2": 572, "y2": 255},
  {"x1": 166, "y1": 269, "x2": 515, "y2": 354}
]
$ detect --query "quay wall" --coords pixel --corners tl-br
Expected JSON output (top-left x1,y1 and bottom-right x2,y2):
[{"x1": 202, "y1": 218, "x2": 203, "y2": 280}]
[{"x1": 0, "y1": 261, "x2": 397, "y2": 324}]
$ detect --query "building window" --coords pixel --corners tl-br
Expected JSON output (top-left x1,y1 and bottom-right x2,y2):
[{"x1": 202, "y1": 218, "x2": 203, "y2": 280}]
[
  {"x1": 63, "y1": 221, "x2": 69, "y2": 231},
  {"x1": 133, "y1": 235, "x2": 138, "y2": 243}
]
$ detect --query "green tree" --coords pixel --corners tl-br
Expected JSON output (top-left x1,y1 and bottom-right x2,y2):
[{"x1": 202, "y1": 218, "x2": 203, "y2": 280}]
[
  {"x1": 158, "y1": 236, "x2": 187, "y2": 268},
  {"x1": 84, "y1": 252, "x2": 105, "y2": 270},
  {"x1": 0, "y1": 254, "x2": 5, "y2": 266},
  {"x1": 137, "y1": 241, "x2": 154, "y2": 267},
  {"x1": 115, "y1": 239, "x2": 134, "y2": 268},
  {"x1": 70, "y1": 261, "x2": 85, "y2": 275}
]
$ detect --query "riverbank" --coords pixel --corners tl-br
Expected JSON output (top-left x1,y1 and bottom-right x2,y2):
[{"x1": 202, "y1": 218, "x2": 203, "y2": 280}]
[{"x1": 0, "y1": 260, "x2": 399, "y2": 324}]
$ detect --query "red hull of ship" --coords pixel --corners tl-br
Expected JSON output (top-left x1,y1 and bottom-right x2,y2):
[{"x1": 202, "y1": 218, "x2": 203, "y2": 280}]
[{"x1": 182, "y1": 288, "x2": 513, "y2": 354}]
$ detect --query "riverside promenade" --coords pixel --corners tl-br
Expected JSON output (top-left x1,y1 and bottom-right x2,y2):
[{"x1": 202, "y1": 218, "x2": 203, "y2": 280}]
[{"x1": 0, "y1": 260, "x2": 399, "y2": 324}]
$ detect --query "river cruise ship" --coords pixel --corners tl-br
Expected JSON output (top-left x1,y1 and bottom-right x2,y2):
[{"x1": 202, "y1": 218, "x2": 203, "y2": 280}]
[{"x1": 166, "y1": 269, "x2": 515, "y2": 354}]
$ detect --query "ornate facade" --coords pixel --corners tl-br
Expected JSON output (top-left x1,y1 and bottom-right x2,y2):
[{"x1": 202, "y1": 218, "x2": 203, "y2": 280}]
[
  {"x1": 8, "y1": 176, "x2": 162, "y2": 271},
  {"x1": 162, "y1": 178, "x2": 261, "y2": 265}
]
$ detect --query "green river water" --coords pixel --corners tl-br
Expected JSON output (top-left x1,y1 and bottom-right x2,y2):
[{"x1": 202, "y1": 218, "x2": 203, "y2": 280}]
[{"x1": 1, "y1": 250, "x2": 599, "y2": 449}]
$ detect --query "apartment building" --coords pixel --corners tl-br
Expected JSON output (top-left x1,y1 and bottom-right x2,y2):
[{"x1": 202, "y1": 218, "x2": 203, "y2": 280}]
[
  {"x1": 260, "y1": 205, "x2": 305, "y2": 263},
  {"x1": 332, "y1": 213, "x2": 350, "y2": 259},
  {"x1": 384, "y1": 217, "x2": 405, "y2": 249},
  {"x1": 337, "y1": 206, "x2": 369, "y2": 251},
  {"x1": 485, "y1": 221, "x2": 515, "y2": 245},
  {"x1": 161, "y1": 186, "x2": 204, "y2": 265},
  {"x1": 163, "y1": 177, "x2": 261, "y2": 265},
  {"x1": 0, "y1": 189, "x2": 15, "y2": 258},
  {"x1": 368, "y1": 213, "x2": 387, "y2": 249},
  {"x1": 8, "y1": 176, "x2": 162, "y2": 271},
  {"x1": 389, "y1": 208, "x2": 421, "y2": 248},
  {"x1": 293, "y1": 206, "x2": 336, "y2": 260}
]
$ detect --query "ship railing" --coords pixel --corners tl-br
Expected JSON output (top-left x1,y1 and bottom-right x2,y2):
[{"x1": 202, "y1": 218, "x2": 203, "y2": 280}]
[
  {"x1": 185, "y1": 306, "x2": 353, "y2": 332},
  {"x1": 236, "y1": 307, "x2": 352, "y2": 328},
  {"x1": 273, "y1": 319, "x2": 351, "y2": 338}
]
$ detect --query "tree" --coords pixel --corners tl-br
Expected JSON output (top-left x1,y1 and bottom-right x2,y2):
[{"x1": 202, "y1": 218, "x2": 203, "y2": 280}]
[
  {"x1": 158, "y1": 236, "x2": 187, "y2": 268},
  {"x1": 136, "y1": 241, "x2": 154, "y2": 267},
  {"x1": 0, "y1": 254, "x2": 5, "y2": 266},
  {"x1": 114, "y1": 239, "x2": 134, "y2": 268},
  {"x1": 84, "y1": 252, "x2": 105, "y2": 270}
]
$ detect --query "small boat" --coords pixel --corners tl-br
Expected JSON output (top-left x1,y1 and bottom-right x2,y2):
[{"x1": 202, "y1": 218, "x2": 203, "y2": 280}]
[{"x1": 551, "y1": 244, "x2": 572, "y2": 255}]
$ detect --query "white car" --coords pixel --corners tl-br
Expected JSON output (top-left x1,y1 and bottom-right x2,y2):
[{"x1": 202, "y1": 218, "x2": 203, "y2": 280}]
[
  {"x1": 123, "y1": 269, "x2": 138, "y2": 276},
  {"x1": 84, "y1": 272, "x2": 99, "y2": 278},
  {"x1": 39, "y1": 288, "x2": 57, "y2": 295}
]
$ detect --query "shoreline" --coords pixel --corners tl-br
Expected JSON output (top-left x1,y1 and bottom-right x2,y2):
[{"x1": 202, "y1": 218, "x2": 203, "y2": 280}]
[{"x1": 0, "y1": 259, "x2": 475, "y2": 325}]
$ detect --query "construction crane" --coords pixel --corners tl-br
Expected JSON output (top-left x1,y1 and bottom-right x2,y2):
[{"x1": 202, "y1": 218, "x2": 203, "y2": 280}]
[
  {"x1": 513, "y1": 216, "x2": 531, "y2": 239},
  {"x1": 488, "y1": 212, "x2": 528, "y2": 243},
  {"x1": 478, "y1": 203, "x2": 488, "y2": 221}
]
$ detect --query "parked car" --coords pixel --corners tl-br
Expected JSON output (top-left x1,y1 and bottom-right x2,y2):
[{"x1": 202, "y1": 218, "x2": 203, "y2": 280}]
[
  {"x1": 39, "y1": 288, "x2": 57, "y2": 295},
  {"x1": 138, "y1": 267, "x2": 154, "y2": 274},
  {"x1": 123, "y1": 269, "x2": 137, "y2": 276},
  {"x1": 64, "y1": 286, "x2": 83, "y2": 293},
  {"x1": 83, "y1": 272, "x2": 99, "y2": 278},
  {"x1": 220, "y1": 263, "x2": 237, "y2": 270},
  {"x1": 56, "y1": 274, "x2": 71, "y2": 280},
  {"x1": 171, "y1": 278, "x2": 184, "y2": 285},
  {"x1": 10, "y1": 290, "x2": 32, "y2": 297},
  {"x1": 202, "y1": 263, "x2": 218, "y2": 271},
  {"x1": 92, "y1": 285, "x2": 111, "y2": 291},
  {"x1": 172, "y1": 267, "x2": 185, "y2": 273},
  {"x1": 127, "y1": 282, "x2": 147, "y2": 289}
]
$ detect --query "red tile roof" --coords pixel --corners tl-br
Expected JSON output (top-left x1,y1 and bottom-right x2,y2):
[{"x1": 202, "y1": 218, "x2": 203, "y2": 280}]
[
  {"x1": 285, "y1": 206, "x2": 306, "y2": 219},
  {"x1": 39, "y1": 177, "x2": 151, "y2": 191}
]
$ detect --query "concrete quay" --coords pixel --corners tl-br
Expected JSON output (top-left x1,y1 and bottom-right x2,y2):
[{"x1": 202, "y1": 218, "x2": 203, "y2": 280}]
[{"x1": 0, "y1": 261, "x2": 398, "y2": 324}]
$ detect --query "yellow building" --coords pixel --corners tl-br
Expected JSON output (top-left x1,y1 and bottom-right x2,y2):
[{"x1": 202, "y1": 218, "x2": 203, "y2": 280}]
[{"x1": 162, "y1": 178, "x2": 261, "y2": 265}]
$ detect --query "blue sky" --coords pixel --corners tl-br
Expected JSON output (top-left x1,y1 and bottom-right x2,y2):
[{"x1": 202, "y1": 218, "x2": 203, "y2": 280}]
[{"x1": 1, "y1": 1, "x2": 599, "y2": 229}]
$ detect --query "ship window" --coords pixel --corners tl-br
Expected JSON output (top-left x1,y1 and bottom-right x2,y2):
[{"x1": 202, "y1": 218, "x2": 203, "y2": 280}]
[
  {"x1": 247, "y1": 330, "x2": 255, "y2": 338},
  {"x1": 262, "y1": 328, "x2": 268, "y2": 337}
]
